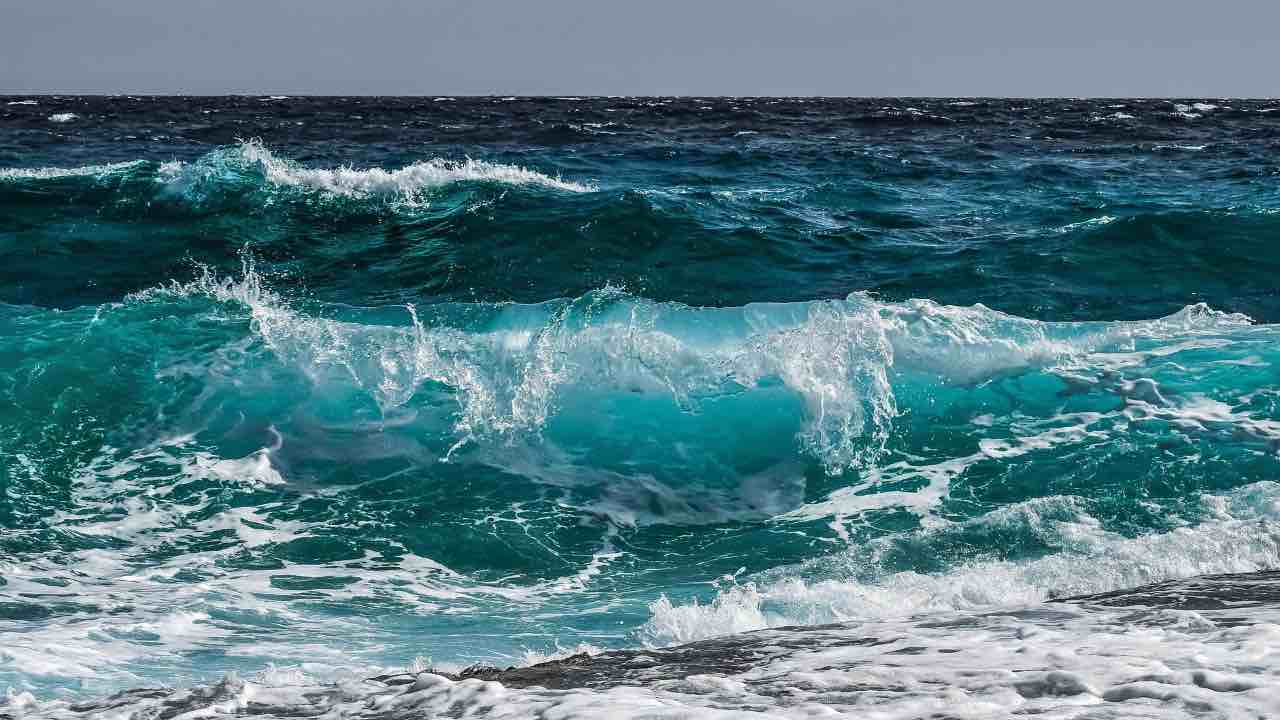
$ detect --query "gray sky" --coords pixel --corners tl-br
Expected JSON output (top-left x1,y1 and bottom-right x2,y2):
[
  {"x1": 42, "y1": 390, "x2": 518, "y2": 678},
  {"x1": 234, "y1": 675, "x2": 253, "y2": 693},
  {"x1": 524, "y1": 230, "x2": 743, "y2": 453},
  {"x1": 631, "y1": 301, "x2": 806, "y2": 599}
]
[{"x1": 2, "y1": 0, "x2": 1276, "y2": 96}]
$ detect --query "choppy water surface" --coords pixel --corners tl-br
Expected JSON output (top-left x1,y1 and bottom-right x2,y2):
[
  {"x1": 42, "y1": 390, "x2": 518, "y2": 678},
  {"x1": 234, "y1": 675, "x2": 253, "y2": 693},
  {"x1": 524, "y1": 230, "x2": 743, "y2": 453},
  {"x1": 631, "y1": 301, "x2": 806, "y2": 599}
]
[{"x1": 2, "y1": 97, "x2": 1280, "y2": 719}]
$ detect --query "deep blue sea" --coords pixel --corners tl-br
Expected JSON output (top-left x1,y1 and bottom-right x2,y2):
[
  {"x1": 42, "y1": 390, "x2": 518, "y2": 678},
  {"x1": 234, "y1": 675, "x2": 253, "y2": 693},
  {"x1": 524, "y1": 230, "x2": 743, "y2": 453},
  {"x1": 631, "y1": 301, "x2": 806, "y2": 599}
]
[{"x1": 3, "y1": 96, "x2": 1280, "y2": 719}]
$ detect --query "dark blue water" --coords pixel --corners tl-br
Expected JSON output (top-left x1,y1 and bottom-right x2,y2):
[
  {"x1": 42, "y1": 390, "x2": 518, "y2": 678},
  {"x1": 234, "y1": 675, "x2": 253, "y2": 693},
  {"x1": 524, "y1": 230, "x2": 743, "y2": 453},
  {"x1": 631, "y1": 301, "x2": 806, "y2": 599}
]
[{"x1": 2, "y1": 97, "x2": 1280, "y2": 718}]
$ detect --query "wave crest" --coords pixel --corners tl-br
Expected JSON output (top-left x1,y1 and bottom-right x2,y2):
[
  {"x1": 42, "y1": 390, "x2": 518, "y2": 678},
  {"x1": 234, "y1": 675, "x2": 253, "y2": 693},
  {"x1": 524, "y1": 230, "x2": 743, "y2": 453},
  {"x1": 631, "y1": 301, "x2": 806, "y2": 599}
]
[{"x1": 129, "y1": 262, "x2": 896, "y2": 474}]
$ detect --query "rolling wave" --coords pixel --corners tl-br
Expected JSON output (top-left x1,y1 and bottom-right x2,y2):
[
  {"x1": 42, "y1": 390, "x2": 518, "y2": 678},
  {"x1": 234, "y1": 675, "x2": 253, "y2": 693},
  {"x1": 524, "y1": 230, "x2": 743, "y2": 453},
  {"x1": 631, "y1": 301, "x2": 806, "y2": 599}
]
[
  {"x1": 4, "y1": 141, "x2": 1280, "y2": 323},
  {"x1": 158, "y1": 140, "x2": 595, "y2": 199},
  {"x1": 0, "y1": 160, "x2": 146, "y2": 180},
  {"x1": 0, "y1": 140, "x2": 593, "y2": 200}
]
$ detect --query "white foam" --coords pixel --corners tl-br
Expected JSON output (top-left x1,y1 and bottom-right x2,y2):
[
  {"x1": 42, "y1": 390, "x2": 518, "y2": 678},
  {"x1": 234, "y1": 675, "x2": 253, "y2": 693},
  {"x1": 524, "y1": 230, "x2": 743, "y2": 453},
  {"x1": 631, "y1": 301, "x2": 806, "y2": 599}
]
[
  {"x1": 644, "y1": 482, "x2": 1280, "y2": 647},
  {"x1": 47, "y1": 112, "x2": 77, "y2": 123},
  {"x1": 1172, "y1": 102, "x2": 1218, "y2": 120},
  {"x1": 518, "y1": 643, "x2": 605, "y2": 667},
  {"x1": 1055, "y1": 215, "x2": 1116, "y2": 233},
  {"x1": 1125, "y1": 392, "x2": 1280, "y2": 443},
  {"x1": 18, "y1": 602, "x2": 1280, "y2": 719}
]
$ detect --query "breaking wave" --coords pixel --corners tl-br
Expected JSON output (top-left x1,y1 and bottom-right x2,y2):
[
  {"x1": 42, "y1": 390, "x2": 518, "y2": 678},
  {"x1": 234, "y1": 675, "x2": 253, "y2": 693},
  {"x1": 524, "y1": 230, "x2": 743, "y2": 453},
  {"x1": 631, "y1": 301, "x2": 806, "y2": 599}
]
[{"x1": 122, "y1": 261, "x2": 1259, "y2": 479}]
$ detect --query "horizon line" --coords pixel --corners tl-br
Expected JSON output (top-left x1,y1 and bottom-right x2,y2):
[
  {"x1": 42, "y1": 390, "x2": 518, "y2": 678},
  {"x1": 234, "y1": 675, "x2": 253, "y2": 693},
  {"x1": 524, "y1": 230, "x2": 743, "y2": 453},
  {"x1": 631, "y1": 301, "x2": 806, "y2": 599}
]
[{"x1": 2, "y1": 92, "x2": 1276, "y2": 100}]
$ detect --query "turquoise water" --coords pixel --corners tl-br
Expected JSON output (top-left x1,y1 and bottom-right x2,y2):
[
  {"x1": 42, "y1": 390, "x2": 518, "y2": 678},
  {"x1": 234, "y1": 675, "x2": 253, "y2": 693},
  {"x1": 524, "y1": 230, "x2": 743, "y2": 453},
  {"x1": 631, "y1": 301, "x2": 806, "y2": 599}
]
[{"x1": 2, "y1": 97, "x2": 1279, "y2": 707}]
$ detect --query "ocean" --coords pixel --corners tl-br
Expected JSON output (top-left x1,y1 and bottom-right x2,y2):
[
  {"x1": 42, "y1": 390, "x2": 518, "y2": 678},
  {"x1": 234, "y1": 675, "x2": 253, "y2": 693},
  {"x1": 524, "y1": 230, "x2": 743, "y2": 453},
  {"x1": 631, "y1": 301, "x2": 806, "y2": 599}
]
[{"x1": 2, "y1": 96, "x2": 1279, "y2": 719}]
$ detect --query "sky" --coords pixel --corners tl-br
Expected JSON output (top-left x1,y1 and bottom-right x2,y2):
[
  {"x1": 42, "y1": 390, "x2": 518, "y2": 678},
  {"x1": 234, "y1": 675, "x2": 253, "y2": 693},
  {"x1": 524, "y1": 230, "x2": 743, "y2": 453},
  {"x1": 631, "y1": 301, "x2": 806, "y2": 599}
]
[{"x1": 2, "y1": 0, "x2": 1277, "y2": 96}]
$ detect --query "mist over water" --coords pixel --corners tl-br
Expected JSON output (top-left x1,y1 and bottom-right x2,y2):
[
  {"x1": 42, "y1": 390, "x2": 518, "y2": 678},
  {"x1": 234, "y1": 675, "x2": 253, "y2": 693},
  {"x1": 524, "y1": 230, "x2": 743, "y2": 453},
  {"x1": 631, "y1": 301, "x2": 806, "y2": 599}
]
[{"x1": 2, "y1": 97, "x2": 1280, "y2": 718}]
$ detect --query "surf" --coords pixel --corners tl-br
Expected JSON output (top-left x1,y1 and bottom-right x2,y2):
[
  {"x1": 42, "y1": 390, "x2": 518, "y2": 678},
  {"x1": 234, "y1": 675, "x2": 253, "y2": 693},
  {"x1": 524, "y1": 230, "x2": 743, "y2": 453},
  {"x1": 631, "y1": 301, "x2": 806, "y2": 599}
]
[{"x1": 4, "y1": 98, "x2": 1280, "y2": 717}]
